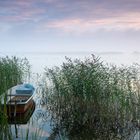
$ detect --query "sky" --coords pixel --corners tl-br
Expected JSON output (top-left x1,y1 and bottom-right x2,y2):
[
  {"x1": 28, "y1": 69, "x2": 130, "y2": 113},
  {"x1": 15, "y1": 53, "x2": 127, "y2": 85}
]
[{"x1": 0, "y1": 0, "x2": 140, "y2": 53}]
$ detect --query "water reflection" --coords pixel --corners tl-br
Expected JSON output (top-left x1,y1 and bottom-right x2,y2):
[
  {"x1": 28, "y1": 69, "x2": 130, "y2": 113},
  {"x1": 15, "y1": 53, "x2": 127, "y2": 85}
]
[
  {"x1": 8, "y1": 84, "x2": 139, "y2": 140},
  {"x1": 32, "y1": 82, "x2": 140, "y2": 140},
  {"x1": 8, "y1": 100, "x2": 35, "y2": 139},
  {"x1": 8, "y1": 88, "x2": 51, "y2": 140}
]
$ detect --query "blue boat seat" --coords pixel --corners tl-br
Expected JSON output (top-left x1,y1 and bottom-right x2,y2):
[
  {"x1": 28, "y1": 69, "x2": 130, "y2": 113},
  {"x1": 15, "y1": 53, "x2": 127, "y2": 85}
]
[{"x1": 16, "y1": 84, "x2": 35, "y2": 94}]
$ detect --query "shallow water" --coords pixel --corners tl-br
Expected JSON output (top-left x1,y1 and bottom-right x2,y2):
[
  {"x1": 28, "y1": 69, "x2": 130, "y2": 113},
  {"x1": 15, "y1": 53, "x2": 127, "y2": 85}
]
[{"x1": 10, "y1": 90, "x2": 51, "y2": 140}]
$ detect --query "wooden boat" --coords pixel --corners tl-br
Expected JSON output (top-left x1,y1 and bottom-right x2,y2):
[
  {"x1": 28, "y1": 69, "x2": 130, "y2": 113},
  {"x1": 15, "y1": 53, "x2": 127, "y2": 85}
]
[
  {"x1": 8, "y1": 100, "x2": 35, "y2": 124},
  {"x1": 1, "y1": 83, "x2": 35, "y2": 115}
]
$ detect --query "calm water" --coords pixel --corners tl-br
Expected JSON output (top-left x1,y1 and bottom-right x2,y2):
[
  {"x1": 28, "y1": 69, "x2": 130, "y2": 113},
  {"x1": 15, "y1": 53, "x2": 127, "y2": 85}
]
[{"x1": 5, "y1": 52, "x2": 140, "y2": 73}]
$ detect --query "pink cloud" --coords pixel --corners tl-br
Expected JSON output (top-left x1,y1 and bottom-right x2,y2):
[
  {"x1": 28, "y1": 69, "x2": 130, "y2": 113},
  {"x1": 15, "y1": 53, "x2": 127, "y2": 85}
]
[
  {"x1": 1, "y1": 0, "x2": 140, "y2": 34},
  {"x1": 0, "y1": 0, "x2": 47, "y2": 23},
  {"x1": 14, "y1": 0, "x2": 32, "y2": 7},
  {"x1": 37, "y1": 12, "x2": 140, "y2": 34},
  {"x1": 0, "y1": 7, "x2": 46, "y2": 23}
]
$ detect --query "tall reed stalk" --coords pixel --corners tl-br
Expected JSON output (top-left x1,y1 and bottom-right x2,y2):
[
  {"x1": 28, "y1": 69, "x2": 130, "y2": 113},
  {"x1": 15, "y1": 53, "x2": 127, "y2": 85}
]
[{"x1": 45, "y1": 55, "x2": 140, "y2": 140}]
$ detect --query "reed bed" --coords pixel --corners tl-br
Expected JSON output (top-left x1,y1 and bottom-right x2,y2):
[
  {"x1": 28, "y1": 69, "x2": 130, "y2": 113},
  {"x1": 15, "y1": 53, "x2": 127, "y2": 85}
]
[
  {"x1": 0, "y1": 56, "x2": 31, "y2": 140},
  {"x1": 0, "y1": 56, "x2": 30, "y2": 95},
  {"x1": 45, "y1": 55, "x2": 140, "y2": 140}
]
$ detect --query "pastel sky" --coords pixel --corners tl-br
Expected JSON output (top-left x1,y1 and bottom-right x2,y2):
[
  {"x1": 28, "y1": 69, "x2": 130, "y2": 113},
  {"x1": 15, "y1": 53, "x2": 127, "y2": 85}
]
[{"x1": 0, "y1": 0, "x2": 140, "y2": 53}]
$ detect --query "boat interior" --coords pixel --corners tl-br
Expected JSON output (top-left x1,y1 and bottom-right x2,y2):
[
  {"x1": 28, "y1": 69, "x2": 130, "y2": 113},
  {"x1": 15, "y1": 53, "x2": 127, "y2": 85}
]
[{"x1": 8, "y1": 95, "x2": 31, "y2": 103}]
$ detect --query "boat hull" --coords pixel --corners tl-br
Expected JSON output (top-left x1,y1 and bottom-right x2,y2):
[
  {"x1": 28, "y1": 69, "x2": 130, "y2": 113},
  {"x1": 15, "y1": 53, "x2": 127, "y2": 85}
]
[
  {"x1": 6, "y1": 98, "x2": 33, "y2": 114},
  {"x1": 8, "y1": 100, "x2": 35, "y2": 124}
]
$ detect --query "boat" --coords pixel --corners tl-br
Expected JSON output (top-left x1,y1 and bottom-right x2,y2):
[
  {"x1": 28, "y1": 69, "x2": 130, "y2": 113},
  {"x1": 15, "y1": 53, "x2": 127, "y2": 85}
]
[
  {"x1": 1, "y1": 83, "x2": 35, "y2": 115},
  {"x1": 8, "y1": 100, "x2": 35, "y2": 124}
]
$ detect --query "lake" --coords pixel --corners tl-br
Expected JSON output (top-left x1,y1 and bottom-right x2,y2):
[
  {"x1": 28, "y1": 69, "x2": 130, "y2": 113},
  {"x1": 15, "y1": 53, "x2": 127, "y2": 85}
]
[{"x1": 4, "y1": 52, "x2": 140, "y2": 73}]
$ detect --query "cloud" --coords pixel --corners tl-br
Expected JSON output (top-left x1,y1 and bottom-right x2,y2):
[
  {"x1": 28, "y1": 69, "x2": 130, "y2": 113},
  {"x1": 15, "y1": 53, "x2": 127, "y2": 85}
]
[
  {"x1": 0, "y1": 0, "x2": 46, "y2": 23},
  {"x1": 1, "y1": 0, "x2": 140, "y2": 21},
  {"x1": 0, "y1": 0, "x2": 140, "y2": 34},
  {"x1": 36, "y1": 12, "x2": 140, "y2": 34}
]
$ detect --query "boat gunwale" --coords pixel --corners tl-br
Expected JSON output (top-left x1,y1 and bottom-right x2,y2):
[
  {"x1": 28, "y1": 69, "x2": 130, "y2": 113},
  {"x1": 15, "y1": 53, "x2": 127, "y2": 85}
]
[
  {"x1": 6, "y1": 94, "x2": 34, "y2": 105},
  {"x1": 1, "y1": 84, "x2": 35, "y2": 105}
]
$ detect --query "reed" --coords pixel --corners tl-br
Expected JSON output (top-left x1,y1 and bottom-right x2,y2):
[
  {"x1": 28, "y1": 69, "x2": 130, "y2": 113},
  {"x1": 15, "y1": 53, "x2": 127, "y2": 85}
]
[
  {"x1": 45, "y1": 55, "x2": 140, "y2": 140},
  {"x1": 0, "y1": 56, "x2": 31, "y2": 140},
  {"x1": 0, "y1": 56, "x2": 30, "y2": 95}
]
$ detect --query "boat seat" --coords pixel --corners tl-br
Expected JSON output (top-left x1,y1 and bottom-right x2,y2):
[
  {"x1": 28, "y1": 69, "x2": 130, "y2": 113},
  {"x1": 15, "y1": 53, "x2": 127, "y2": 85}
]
[
  {"x1": 16, "y1": 84, "x2": 34, "y2": 94},
  {"x1": 16, "y1": 88, "x2": 32, "y2": 94}
]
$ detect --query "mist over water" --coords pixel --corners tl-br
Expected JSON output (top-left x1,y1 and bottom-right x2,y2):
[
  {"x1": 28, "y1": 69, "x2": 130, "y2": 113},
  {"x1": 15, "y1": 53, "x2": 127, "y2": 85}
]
[{"x1": 1, "y1": 52, "x2": 140, "y2": 73}]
